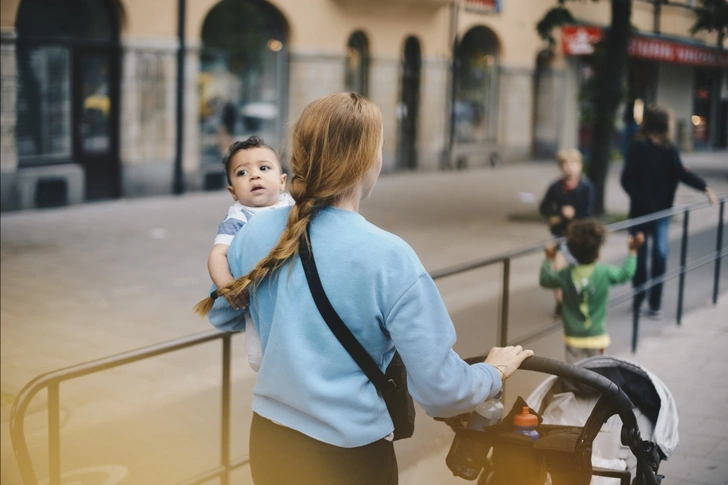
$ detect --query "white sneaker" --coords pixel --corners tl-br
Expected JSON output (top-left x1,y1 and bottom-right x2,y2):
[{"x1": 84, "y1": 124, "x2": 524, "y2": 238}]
[{"x1": 646, "y1": 309, "x2": 663, "y2": 320}]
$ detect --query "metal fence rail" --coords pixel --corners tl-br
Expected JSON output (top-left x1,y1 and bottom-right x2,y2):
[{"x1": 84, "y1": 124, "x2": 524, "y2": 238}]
[{"x1": 10, "y1": 196, "x2": 726, "y2": 484}]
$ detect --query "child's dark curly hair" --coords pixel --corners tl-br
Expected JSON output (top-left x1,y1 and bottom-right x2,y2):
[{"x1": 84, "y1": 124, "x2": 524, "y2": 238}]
[
  {"x1": 222, "y1": 136, "x2": 281, "y2": 185},
  {"x1": 566, "y1": 218, "x2": 606, "y2": 265}
]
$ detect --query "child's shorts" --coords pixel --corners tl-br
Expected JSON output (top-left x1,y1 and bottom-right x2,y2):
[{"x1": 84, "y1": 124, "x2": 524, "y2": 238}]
[{"x1": 565, "y1": 346, "x2": 604, "y2": 364}]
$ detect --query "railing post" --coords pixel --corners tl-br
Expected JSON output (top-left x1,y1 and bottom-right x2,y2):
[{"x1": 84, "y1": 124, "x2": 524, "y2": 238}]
[
  {"x1": 631, "y1": 303, "x2": 640, "y2": 354},
  {"x1": 48, "y1": 383, "x2": 61, "y2": 485},
  {"x1": 221, "y1": 335, "x2": 232, "y2": 485},
  {"x1": 676, "y1": 210, "x2": 690, "y2": 325},
  {"x1": 497, "y1": 258, "x2": 510, "y2": 348},
  {"x1": 714, "y1": 200, "x2": 725, "y2": 305}
]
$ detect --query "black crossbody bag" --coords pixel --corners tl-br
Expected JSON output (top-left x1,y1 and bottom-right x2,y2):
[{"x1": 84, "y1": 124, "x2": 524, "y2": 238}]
[{"x1": 298, "y1": 228, "x2": 415, "y2": 441}]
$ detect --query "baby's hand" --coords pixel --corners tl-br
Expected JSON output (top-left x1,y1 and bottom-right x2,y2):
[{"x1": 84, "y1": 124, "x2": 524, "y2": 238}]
[
  {"x1": 544, "y1": 243, "x2": 559, "y2": 260},
  {"x1": 628, "y1": 232, "x2": 645, "y2": 252},
  {"x1": 548, "y1": 215, "x2": 562, "y2": 226},
  {"x1": 223, "y1": 292, "x2": 247, "y2": 311},
  {"x1": 561, "y1": 205, "x2": 576, "y2": 219}
]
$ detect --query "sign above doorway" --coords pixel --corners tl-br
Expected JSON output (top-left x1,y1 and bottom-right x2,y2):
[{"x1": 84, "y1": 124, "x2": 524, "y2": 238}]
[{"x1": 561, "y1": 25, "x2": 728, "y2": 69}]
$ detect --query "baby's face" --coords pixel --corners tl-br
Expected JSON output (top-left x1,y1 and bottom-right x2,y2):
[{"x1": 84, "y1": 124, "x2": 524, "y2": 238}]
[{"x1": 227, "y1": 147, "x2": 286, "y2": 207}]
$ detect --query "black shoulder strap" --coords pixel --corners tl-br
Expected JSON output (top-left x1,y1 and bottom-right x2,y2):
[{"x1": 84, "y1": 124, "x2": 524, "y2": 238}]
[{"x1": 298, "y1": 226, "x2": 395, "y2": 393}]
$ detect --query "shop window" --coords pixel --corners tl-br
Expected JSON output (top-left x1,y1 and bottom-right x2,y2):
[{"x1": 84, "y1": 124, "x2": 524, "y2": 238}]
[
  {"x1": 15, "y1": 0, "x2": 118, "y2": 166},
  {"x1": 199, "y1": 0, "x2": 288, "y2": 173},
  {"x1": 15, "y1": 46, "x2": 72, "y2": 161},
  {"x1": 454, "y1": 26, "x2": 498, "y2": 143},
  {"x1": 345, "y1": 31, "x2": 369, "y2": 95},
  {"x1": 692, "y1": 69, "x2": 715, "y2": 147}
]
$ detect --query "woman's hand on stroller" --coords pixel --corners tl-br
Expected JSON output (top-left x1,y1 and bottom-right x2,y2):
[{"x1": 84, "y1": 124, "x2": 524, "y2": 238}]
[{"x1": 484, "y1": 345, "x2": 534, "y2": 382}]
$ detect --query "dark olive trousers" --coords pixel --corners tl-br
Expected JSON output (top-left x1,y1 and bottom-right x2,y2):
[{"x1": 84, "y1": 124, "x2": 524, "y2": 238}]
[{"x1": 250, "y1": 412, "x2": 398, "y2": 485}]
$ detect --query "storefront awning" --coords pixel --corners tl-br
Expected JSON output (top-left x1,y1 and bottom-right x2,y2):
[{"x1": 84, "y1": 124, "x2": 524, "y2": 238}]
[{"x1": 561, "y1": 25, "x2": 728, "y2": 69}]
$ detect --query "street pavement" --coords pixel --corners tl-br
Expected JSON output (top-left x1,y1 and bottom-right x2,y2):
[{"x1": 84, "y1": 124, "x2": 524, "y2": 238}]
[{"x1": 1, "y1": 150, "x2": 726, "y2": 484}]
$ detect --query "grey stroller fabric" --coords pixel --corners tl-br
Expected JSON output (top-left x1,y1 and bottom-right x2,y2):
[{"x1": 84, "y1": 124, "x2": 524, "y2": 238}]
[{"x1": 527, "y1": 355, "x2": 679, "y2": 460}]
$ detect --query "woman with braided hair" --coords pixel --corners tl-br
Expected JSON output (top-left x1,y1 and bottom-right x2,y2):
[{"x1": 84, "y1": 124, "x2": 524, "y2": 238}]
[{"x1": 201, "y1": 93, "x2": 533, "y2": 484}]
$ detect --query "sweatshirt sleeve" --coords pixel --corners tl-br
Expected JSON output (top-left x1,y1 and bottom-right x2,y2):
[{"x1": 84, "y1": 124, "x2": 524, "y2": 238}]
[
  {"x1": 207, "y1": 230, "x2": 247, "y2": 332},
  {"x1": 673, "y1": 147, "x2": 708, "y2": 192},
  {"x1": 583, "y1": 179, "x2": 595, "y2": 217},
  {"x1": 620, "y1": 142, "x2": 641, "y2": 198},
  {"x1": 539, "y1": 259, "x2": 562, "y2": 289},
  {"x1": 604, "y1": 254, "x2": 637, "y2": 284},
  {"x1": 539, "y1": 183, "x2": 560, "y2": 217},
  {"x1": 206, "y1": 285, "x2": 246, "y2": 332},
  {"x1": 383, "y1": 272, "x2": 502, "y2": 418}
]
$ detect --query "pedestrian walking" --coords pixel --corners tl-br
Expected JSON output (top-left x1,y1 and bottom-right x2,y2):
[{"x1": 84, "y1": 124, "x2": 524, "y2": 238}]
[{"x1": 620, "y1": 104, "x2": 717, "y2": 319}]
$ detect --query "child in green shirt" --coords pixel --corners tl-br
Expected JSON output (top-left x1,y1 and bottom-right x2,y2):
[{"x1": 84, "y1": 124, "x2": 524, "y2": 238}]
[{"x1": 539, "y1": 218, "x2": 644, "y2": 363}]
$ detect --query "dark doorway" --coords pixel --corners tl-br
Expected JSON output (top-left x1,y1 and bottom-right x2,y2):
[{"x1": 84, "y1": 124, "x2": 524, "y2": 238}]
[
  {"x1": 15, "y1": 0, "x2": 122, "y2": 201},
  {"x1": 74, "y1": 46, "x2": 120, "y2": 199},
  {"x1": 397, "y1": 36, "x2": 421, "y2": 170}
]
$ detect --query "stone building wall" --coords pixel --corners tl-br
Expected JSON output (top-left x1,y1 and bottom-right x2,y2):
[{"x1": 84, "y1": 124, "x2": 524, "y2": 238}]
[{"x1": 0, "y1": 30, "x2": 18, "y2": 210}]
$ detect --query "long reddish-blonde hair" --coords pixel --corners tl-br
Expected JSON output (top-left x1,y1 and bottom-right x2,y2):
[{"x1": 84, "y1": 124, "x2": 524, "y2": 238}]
[{"x1": 194, "y1": 93, "x2": 383, "y2": 315}]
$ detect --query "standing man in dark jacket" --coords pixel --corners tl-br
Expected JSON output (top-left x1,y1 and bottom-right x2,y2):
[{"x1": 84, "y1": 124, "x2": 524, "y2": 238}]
[{"x1": 620, "y1": 104, "x2": 717, "y2": 319}]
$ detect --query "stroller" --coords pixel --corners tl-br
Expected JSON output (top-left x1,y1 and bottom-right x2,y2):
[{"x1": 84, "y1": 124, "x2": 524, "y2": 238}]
[{"x1": 441, "y1": 356, "x2": 678, "y2": 485}]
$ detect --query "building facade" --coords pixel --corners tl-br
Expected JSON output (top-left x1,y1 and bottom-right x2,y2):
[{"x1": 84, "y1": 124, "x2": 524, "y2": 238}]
[{"x1": 0, "y1": 0, "x2": 725, "y2": 211}]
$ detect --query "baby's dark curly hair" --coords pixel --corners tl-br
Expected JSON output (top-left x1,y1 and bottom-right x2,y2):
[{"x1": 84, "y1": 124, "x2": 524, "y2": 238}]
[
  {"x1": 566, "y1": 218, "x2": 606, "y2": 265},
  {"x1": 222, "y1": 136, "x2": 281, "y2": 185}
]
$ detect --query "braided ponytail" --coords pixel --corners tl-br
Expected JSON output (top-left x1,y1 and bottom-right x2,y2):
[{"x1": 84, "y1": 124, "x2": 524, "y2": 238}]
[{"x1": 194, "y1": 92, "x2": 382, "y2": 317}]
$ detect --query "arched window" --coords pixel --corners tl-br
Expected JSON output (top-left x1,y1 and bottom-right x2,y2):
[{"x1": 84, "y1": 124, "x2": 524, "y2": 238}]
[
  {"x1": 454, "y1": 26, "x2": 498, "y2": 143},
  {"x1": 199, "y1": 0, "x2": 288, "y2": 178},
  {"x1": 345, "y1": 31, "x2": 369, "y2": 95}
]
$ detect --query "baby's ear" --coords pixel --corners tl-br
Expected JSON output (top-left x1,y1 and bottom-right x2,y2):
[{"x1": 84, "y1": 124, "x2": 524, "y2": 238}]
[{"x1": 227, "y1": 185, "x2": 237, "y2": 200}]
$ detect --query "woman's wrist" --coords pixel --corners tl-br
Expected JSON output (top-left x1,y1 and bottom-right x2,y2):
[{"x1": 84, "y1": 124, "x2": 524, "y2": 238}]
[{"x1": 493, "y1": 364, "x2": 508, "y2": 383}]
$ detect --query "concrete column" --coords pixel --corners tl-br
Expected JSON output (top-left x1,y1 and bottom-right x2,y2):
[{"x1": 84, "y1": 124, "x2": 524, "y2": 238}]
[
  {"x1": 559, "y1": 58, "x2": 580, "y2": 153},
  {"x1": 288, "y1": 49, "x2": 346, "y2": 117},
  {"x1": 119, "y1": 37, "x2": 182, "y2": 197},
  {"x1": 367, "y1": 56, "x2": 400, "y2": 172},
  {"x1": 1, "y1": 28, "x2": 18, "y2": 210},
  {"x1": 656, "y1": 63, "x2": 694, "y2": 152},
  {"x1": 497, "y1": 65, "x2": 535, "y2": 162},
  {"x1": 418, "y1": 57, "x2": 449, "y2": 171}
]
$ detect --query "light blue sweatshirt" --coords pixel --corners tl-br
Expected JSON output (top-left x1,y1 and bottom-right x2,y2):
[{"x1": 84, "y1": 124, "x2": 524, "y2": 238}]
[{"x1": 208, "y1": 206, "x2": 502, "y2": 447}]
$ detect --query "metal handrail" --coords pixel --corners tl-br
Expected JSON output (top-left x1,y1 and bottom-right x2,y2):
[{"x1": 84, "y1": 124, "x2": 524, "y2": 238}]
[
  {"x1": 9, "y1": 195, "x2": 726, "y2": 484},
  {"x1": 10, "y1": 330, "x2": 243, "y2": 485}
]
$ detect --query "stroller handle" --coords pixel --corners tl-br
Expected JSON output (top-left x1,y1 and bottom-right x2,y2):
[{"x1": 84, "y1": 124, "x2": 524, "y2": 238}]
[{"x1": 517, "y1": 356, "x2": 638, "y2": 430}]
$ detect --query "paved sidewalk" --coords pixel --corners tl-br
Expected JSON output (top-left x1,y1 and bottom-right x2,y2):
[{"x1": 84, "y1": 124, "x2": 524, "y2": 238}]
[{"x1": 612, "y1": 296, "x2": 728, "y2": 485}]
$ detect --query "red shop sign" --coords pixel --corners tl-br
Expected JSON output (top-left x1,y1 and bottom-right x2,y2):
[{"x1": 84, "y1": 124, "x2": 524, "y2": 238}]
[
  {"x1": 628, "y1": 36, "x2": 728, "y2": 69},
  {"x1": 561, "y1": 25, "x2": 604, "y2": 55},
  {"x1": 561, "y1": 25, "x2": 728, "y2": 69}
]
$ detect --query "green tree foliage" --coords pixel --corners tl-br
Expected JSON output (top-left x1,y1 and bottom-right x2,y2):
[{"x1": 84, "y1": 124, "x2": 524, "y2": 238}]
[
  {"x1": 690, "y1": 0, "x2": 728, "y2": 48},
  {"x1": 536, "y1": 6, "x2": 576, "y2": 47}
]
